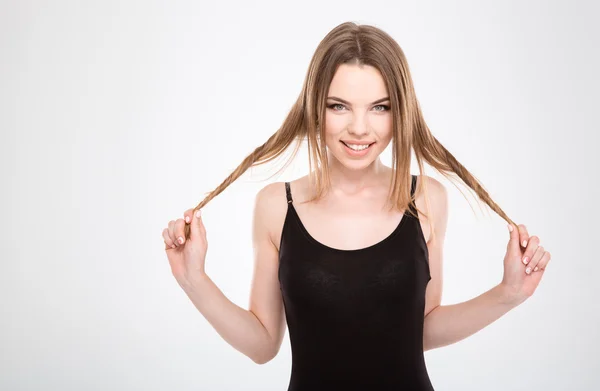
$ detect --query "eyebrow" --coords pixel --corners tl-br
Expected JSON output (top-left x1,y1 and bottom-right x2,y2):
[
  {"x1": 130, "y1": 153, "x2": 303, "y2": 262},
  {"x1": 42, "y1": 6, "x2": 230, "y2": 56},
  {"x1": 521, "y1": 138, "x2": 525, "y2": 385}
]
[{"x1": 326, "y1": 96, "x2": 390, "y2": 105}]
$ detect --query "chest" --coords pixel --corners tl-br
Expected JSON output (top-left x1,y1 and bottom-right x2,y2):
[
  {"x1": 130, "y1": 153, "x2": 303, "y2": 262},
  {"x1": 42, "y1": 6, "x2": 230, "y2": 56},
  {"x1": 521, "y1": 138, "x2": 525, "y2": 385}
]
[
  {"x1": 274, "y1": 194, "x2": 430, "y2": 252},
  {"x1": 293, "y1": 202, "x2": 406, "y2": 251}
]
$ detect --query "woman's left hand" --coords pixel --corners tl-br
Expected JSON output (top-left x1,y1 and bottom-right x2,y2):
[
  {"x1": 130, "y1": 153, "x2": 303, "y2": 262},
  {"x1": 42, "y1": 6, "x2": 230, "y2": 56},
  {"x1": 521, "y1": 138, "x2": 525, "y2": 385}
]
[{"x1": 500, "y1": 224, "x2": 552, "y2": 305}]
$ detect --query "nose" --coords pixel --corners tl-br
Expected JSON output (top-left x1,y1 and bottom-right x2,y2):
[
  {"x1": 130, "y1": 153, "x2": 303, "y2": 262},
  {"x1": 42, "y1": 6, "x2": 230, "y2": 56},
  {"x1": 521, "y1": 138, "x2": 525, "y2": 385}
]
[{"x1": 347, "y1": 113, "x2": 370, "y2": 136}]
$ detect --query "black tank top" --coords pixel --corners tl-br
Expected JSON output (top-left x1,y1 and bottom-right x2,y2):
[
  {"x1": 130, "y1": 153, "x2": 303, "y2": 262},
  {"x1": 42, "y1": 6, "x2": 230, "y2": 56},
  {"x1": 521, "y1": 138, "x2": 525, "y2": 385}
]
[{"x1": 278, "y1": 174, "x2": 434, "y2": 390}]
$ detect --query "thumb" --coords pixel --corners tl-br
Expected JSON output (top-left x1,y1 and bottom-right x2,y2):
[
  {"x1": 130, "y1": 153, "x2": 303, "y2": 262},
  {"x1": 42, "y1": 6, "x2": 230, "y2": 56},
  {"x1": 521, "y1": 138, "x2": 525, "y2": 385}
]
[
  {"x1": 189, "y1": 208, "x2": 206, "y2": 240},
  {"x1": 506, "y1": 223, "x2": 520, "y2": 252}
]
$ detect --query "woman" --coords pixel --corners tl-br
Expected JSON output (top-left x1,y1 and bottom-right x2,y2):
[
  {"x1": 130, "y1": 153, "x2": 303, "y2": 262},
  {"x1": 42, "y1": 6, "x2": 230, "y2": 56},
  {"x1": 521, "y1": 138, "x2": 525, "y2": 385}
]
[{"x1": 161, "y1": 22, "x2": 551, "y2": 390}]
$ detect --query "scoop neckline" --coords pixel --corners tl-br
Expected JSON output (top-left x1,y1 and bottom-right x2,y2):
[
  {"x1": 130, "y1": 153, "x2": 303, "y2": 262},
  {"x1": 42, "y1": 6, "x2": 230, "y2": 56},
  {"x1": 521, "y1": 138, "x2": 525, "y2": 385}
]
[{"x1": 287, "y1": 203, "x2": 409, "y2": 254}]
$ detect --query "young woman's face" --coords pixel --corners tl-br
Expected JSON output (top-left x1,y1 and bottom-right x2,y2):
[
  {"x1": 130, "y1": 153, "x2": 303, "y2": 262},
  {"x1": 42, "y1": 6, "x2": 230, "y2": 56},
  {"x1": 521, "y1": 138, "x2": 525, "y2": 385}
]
[{"x1": 324, "y1": 63, "x2": 393, "y2": 171}]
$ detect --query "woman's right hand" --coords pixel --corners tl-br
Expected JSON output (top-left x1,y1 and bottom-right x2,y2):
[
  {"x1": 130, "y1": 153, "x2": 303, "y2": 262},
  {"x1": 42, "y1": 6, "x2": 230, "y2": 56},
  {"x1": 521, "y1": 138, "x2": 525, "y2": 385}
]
[{"x1": 162, "y1": 208, "x2": 208, "y2": 285}]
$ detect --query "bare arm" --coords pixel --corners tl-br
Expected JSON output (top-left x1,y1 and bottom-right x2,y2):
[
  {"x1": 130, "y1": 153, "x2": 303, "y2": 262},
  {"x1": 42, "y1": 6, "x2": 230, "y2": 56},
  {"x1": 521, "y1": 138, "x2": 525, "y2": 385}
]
[
  {"x1": 179, "y1": 183, "x2": 286, "y2": 364},
  {"x1": 420, "y1": 176, "x2": 520, "y2": 351},
  {"x1": 423, "y1": 284, "x2": 519, "y2": 351},
  {"x1": 181, "y1": 274, "x2": 275, "y2": 364}
]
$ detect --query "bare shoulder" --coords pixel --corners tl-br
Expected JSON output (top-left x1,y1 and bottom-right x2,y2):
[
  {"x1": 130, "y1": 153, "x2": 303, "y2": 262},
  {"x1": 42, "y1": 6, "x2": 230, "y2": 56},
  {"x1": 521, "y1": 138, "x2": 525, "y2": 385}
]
[
  {"x1": 414, "y1": 174, "x2": 447, "y2": 206},
  {"x1": 417, "y1": 175, "x2": 447, "y2": 201},
  {"x1": 253, "y1": 181, "x2": 291, "y2": 251}
]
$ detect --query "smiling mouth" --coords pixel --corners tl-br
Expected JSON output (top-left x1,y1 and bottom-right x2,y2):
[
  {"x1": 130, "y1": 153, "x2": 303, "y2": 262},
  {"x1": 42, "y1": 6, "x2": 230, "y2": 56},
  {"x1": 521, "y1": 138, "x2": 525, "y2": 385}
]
[{"x1": 340, "y1": 141, "x2": 375, "y2": 151}]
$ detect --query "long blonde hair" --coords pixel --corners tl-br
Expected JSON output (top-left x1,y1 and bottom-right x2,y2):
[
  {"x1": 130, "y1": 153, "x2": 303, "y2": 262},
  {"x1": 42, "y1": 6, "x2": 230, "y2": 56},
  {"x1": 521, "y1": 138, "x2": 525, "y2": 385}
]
[{"x1": 183, "y1": 21, "x2": 515, "y2": 240}]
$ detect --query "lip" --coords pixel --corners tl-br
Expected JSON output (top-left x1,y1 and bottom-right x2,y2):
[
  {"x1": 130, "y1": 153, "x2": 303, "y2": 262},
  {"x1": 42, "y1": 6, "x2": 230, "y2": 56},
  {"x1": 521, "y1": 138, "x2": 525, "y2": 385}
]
[
  {"x1": 340, "y1": 140, "x2": 374, "y2": 157},
  {"x1": 341, "y1": 140, "x2": 375, "y2": 145}
]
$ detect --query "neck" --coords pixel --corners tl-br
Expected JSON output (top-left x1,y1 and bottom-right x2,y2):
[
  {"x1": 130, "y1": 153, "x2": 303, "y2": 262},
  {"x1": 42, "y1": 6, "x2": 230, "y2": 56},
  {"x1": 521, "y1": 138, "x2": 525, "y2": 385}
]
[{"x1": 325, "y1": 154, "x2": 388, "y2": 194}]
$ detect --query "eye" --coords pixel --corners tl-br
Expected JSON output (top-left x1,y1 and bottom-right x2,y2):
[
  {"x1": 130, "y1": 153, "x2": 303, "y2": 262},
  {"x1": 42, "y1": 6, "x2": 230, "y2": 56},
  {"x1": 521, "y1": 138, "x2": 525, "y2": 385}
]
[
  {"x1": 373, "y1": 105, "x2": 390, "y2": 112},
  {"x1": 327, "y1": 103, "x2": 346, "y2": 111}
]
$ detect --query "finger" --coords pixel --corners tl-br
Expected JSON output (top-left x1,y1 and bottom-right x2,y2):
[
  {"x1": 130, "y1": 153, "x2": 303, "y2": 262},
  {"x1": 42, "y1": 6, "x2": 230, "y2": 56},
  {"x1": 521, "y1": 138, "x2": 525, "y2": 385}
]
[
  {"x1": 162, "y1": 228, "x2": 176, "y2": 249},
  {"x1": 521, "y1": 235, "x2": 540, "y2": 268},
  {"x1": 518, "y1": 224, "x2": 530, "y2": 248},
  {"x1": 174, "y1": 218, "x2": 186, "y2": 245},
  {"x1": 183, "y1": 208, "x2": 195, "y2": 224},
  {"x1": 526, "y1": 245, "x2": 544, "y2": 274},
  {"x1": 168, "y1": 220, "x2": 177, "y2": 246},
  {"x1": 535, "y1": 251, "x2": 551, "y2": 271}
]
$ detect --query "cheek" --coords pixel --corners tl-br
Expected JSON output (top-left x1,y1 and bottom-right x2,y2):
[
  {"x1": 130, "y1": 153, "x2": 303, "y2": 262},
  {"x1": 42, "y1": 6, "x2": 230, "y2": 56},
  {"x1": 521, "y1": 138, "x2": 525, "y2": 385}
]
[
  {"x1": 325, "y1": 115, "x2": 346, "y2": 134},
  {"x1": 375, "y1": 116, "x2": 393, "y2": 139},
  {"x1": 374, "y1": 114, "x2": 392, "y2": 128}
]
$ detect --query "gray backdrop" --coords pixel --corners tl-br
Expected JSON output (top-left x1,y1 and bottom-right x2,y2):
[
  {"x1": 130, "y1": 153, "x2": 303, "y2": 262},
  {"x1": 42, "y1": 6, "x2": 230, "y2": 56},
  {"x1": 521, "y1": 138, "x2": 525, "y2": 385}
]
[{"x1": 2, "y1": 0, "x2": 598, "y2": 390}]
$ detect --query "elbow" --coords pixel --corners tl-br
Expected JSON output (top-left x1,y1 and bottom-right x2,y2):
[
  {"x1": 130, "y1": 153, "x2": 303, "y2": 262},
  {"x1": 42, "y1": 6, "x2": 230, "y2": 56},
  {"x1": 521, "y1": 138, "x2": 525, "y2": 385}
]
[
  {"x1": 253, "y1": 353, "x2": 274, "y2": 365},
  {"x1": 422, "y1": 334, "x2": 435, "y2": 352},
  {"x1": 252, "y1": 353, "x2": 269, "y2": 365},
  {"x1": 252, "y1": 348, "x2": 278, "y2": 365},
  {"x1": 254, "y1": 357, "x2": 270, "y2": 365},
  {"x1": 251, "y1": 328, "x2": 281, "y2": 364}
]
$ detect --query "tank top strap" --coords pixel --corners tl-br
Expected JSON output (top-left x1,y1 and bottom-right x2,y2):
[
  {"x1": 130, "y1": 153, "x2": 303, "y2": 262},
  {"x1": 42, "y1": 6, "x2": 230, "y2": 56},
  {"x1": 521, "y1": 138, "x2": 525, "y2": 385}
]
[{"x1": 285, "y1": 182, "x2": 293, "y2": 204}]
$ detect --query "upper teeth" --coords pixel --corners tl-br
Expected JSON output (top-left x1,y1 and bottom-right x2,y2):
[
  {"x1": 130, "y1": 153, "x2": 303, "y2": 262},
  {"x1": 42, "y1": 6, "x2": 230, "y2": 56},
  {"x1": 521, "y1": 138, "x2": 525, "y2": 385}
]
[{"x1": 346, "y1": 143, "x2": 370, "y2": 151}]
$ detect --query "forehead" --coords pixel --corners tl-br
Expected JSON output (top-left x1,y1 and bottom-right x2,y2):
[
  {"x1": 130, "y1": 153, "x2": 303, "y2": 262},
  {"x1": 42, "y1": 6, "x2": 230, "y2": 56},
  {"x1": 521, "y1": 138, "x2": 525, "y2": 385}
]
[{"x1": 327, "y1": 63, "x2": 388, "y2": 101}]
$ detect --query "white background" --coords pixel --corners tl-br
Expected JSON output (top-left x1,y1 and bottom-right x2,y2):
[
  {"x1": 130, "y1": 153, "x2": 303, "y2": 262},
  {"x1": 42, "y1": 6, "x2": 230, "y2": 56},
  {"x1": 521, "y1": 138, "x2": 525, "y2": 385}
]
[{"x1": 2, "y1": 1, "x2": 599, "y2": 390}]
